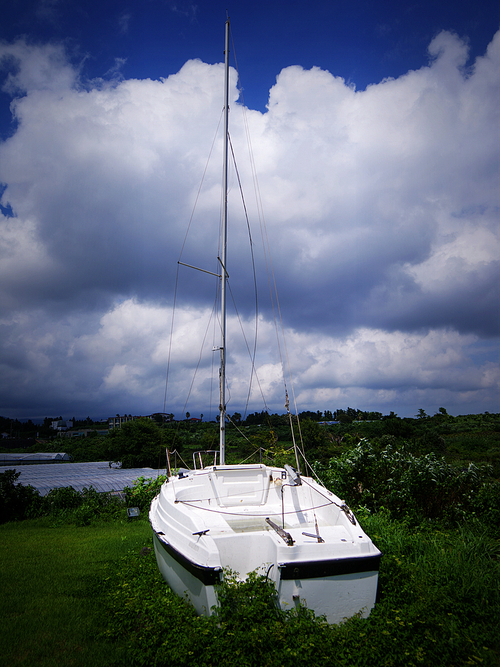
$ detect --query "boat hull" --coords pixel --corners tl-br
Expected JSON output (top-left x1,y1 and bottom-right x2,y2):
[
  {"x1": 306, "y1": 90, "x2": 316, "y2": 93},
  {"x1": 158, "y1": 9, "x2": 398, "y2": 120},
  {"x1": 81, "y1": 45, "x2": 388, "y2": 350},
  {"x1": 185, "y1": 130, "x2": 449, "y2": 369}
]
[
  {"x1": 152, "y1": 531, "x2": 221, "y2": 615},
  {"x1": 276, "y1": 564, "x2": 380, "y2": 621},
  {"x1": 149, "y1": 464, "x2": 382, "y2": 624},
  {"x1": 153, "y1": 527, "x2": 380, "y2": 623}
]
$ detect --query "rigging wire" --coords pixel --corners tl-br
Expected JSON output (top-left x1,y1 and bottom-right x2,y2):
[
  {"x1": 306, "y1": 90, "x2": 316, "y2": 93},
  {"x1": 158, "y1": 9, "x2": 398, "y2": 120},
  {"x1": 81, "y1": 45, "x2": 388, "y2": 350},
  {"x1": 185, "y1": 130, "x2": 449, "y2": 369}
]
[
  {"x1": 178, "y1": 289, "x2": 220, "y2": 422},
  {"x1": 178, "y1": 109, "x2": 224, "y2": 261},
  {"x1": 228, "y1": 134, "x2": 260, "y2": 418},
  {"x1": 162, "y1": 111, "x2": 225, "y2": 445},
  {"x1": 230, "y1": 25, "x2": 307, "y2": 470},
  {"x1": 227, "y1": 280, "x2": 270, "y2": 414},
  {"x1": 161, "y1": 24, "x2": 313, "y2": 476}
]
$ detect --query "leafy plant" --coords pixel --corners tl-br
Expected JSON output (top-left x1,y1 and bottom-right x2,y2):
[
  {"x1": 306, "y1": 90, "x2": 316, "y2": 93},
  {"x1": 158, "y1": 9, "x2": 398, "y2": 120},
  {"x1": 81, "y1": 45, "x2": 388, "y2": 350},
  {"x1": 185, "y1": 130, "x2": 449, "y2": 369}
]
[
  {"x1": 315, "y1": 439, "x2": 497, "y2": 526},
  {"x1": 213, "y1": 569, "x2": 282, "y2": 625},
  {"x1": 0, "y1": 469, "x2": 41, "y2": 523},
  {"x1": 123, "y1": 475, "x2": 168, "y2": 511}
]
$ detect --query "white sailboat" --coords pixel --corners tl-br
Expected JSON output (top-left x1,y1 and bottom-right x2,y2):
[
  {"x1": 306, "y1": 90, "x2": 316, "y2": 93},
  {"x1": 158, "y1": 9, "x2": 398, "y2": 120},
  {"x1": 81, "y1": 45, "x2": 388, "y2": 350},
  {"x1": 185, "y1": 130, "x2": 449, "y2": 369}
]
[{"x1": 149, "y1": 19, "x2": 381, "y2": 625}]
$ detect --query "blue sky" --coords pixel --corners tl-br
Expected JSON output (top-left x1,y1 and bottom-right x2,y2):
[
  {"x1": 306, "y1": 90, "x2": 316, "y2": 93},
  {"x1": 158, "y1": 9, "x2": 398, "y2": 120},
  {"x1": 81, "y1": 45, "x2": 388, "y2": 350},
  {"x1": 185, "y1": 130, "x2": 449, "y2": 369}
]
[
  {"x1": 1, "y1": 1, "x2": 498, "y2": 122},
  {"x1": 0, "y1": 0, "x2": 499, "y2": 421}
]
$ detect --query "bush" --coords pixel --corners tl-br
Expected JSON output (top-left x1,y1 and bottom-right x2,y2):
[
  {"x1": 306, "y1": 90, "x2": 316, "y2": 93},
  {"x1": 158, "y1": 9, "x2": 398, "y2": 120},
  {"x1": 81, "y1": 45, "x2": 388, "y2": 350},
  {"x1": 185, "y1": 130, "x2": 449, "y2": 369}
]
[
  {"x1": 315, "y1": 439, "x2": 496, "y2": 526},
  {"x1": 123, "y1": 475, "x2": 168, "y2": 511},
  {"x1": 0, "y1": 471, "x2": 125, "y2": 525},
  {"x1": 73, "y1": 486, "x2": 123, "y2": 525},
  {"x1": 0, "y1": 469, "x2": 41, "y2": 523},
  {"x1": 40, "y1": 485, "x2": 83, "y2": 513}
]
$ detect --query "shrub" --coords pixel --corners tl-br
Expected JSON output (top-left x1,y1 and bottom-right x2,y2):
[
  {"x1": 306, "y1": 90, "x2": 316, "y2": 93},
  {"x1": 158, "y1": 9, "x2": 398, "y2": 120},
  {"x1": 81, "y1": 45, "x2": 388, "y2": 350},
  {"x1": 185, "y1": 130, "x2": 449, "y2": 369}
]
[
  {"x1": 75, "y1": 486, "x2": 123, "y2": 525},
  {"x1": 41, "y1": 485, "x2": 83, "y2": 512},
  {"x1": 315, "y1": 439, "x2": 496, "y2": 526},
  {"x1": 123, "y1": 475, "x2": 168, "y2": 511},
  {"x1": 33, "y1": 485, "x2": 122, "y2": 524},
  {"x1": 0, "y1": 469, "x2": 41, "y2": 523}
]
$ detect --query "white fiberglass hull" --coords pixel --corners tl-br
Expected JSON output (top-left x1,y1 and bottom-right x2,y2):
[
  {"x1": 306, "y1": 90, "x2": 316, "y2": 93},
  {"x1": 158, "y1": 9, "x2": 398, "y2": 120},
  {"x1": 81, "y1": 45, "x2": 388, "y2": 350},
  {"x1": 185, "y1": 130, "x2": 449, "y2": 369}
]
[{"x1": 149, "y1": 464, "x2": 381, "y2": 624}]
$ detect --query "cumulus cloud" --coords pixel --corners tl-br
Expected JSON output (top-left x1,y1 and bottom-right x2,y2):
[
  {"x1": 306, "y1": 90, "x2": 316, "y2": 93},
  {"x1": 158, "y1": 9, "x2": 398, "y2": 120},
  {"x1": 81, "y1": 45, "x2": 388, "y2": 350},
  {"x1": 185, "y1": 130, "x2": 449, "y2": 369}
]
[
  {"x1": 0, "y1": 29, "x2": 498, "y2": 419},
  {"x1": 0, "y1": 40, "x2": 78, "y2": 94}
]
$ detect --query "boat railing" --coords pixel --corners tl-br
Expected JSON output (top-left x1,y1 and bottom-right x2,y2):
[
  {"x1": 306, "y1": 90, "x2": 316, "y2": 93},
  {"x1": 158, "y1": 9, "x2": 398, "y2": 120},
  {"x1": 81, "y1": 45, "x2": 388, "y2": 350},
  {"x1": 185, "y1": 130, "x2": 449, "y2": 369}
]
[{"x1": 192, "y1": 450, "x2": 218, "y2": 470}]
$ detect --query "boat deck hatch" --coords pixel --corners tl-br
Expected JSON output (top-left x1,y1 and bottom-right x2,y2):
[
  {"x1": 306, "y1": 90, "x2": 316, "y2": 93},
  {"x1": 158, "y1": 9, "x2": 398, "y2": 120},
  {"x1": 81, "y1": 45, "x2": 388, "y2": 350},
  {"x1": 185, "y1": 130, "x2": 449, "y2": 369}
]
[{"x1": 209, "y1": 468, "x2": 270, "y2": 506}]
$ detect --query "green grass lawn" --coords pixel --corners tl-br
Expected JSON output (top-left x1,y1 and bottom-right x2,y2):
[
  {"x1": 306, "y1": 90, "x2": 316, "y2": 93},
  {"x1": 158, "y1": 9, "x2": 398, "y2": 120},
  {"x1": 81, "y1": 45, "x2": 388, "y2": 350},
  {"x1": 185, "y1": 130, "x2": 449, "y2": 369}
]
[
  {"x1": 0, "y1": 515, "x2": 152, "y2": 667},
  {"x1": 1, "y1": 511, "x2": 499, "y2": 667}
]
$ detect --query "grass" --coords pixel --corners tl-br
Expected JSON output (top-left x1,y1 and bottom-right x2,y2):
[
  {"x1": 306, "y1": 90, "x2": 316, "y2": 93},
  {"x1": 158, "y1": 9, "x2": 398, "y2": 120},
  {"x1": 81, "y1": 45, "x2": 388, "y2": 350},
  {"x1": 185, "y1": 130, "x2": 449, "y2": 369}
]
[
  {"x1": 2, "y1": 511, "x2": 498, "y2": 667},
  {"x1": 0, "y1": 480, "x2": 500, "y2": 667},
  {"x1": 2, "y1": 416, "x2": 499, "y2": 665},
  {"x1": 100, "y1": 512, "x2": 500, "y2": 667},
  {"x1": 0, "y1": 514, "x2": 151, "y2": 667}
]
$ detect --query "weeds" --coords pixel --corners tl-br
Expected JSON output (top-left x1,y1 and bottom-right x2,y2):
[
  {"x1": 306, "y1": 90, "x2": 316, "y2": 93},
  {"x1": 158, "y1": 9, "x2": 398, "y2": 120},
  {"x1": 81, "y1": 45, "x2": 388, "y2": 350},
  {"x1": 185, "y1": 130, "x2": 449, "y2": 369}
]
[
  {"x1": 123, "y1": 474, "x2": 168, "y2": 511},
  {"x1": 314, "y1": 439, "x2": 500, "y2": 528},
  {"x1": 97, "y1": 514, "x2": 499, "y2": 667},
  {"x1": 2, "y1": 432, "x2": 500, "y2": 666},
  {"x1": 1, "y1": 511, "x2": 499, "y2": 666}
]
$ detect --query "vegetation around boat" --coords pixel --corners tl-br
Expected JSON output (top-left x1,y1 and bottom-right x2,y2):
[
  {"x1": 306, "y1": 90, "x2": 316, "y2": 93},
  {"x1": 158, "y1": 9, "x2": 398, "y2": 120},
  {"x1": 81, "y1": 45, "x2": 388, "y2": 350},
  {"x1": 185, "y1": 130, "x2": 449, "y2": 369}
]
[
  {"x1": 1, "y1": 511, "x2": 498, "y2": 666},
  {"x1": 1, "y1": 412, "x2": 499, "y2": 665}
]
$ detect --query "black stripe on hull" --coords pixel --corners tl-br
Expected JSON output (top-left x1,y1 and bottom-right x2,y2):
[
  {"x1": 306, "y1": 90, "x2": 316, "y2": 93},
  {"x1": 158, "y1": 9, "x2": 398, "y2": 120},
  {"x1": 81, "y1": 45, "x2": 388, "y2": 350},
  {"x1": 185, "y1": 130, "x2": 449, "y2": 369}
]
[
  {"x1": 279, "y1": 553, "x2": 382, "y2": 580},
  {"x1": 152, "y1": 531, "x2": 222, "y2": 586}
]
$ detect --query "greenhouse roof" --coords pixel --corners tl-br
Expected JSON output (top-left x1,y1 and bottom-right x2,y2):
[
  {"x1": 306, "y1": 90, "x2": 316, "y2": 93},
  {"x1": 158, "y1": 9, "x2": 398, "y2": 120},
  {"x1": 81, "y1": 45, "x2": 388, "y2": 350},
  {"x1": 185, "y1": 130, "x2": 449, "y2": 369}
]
[
  {"x1": 0, "y1": 452, "x2": 72, "y2": 465},
  {"x1": 0, "y1": 461, "x2": 165, "y2": 495}
]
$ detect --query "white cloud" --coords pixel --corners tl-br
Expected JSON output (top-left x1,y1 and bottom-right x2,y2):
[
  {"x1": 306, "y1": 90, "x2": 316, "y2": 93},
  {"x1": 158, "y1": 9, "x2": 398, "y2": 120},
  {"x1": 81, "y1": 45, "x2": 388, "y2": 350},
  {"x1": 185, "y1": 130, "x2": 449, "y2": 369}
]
[
  {"x1": 0, "y1": 40, "x2": 77, "y2": 94},
  {"x1": 0, "y1": 29, "x2": 498, "y2": 418},
  {"x1": 405, "y1": 223, "x2": 500, "y2": 292}
]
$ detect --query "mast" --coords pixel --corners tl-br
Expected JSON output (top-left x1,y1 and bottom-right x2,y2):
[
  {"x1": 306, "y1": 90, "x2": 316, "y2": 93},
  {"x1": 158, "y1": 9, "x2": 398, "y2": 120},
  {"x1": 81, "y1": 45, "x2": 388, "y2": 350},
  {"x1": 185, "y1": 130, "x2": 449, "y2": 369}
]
[{"x1": 219, "y1": 18, "x2": 230, "y2": 465}]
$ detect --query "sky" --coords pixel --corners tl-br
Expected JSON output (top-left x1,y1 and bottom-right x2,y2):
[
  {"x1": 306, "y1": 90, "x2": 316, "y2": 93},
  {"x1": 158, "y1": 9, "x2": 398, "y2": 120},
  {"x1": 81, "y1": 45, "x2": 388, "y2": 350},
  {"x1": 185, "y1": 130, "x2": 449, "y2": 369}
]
[{"x1": 0, "y1": 0, "x2": 499, "y2": 422}]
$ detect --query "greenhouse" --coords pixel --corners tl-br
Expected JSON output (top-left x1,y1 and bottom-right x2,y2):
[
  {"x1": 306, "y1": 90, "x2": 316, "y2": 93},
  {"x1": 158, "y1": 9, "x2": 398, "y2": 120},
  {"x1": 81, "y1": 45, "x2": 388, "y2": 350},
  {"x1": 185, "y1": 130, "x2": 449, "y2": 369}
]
[
  {"x1": 0, "y1": 460, "x2": 164, "y2": 495},
  {"x1": 0, "y1": 452, "x2": 72, "y2": 465}
]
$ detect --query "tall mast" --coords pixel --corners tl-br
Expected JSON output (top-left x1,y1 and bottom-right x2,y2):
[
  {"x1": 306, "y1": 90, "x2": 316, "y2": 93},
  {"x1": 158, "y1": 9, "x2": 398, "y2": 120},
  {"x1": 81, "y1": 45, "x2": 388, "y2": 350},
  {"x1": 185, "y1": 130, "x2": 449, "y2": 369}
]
[{"x1": 219, "y1": 18, "x2": 230, "y2": 465}]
